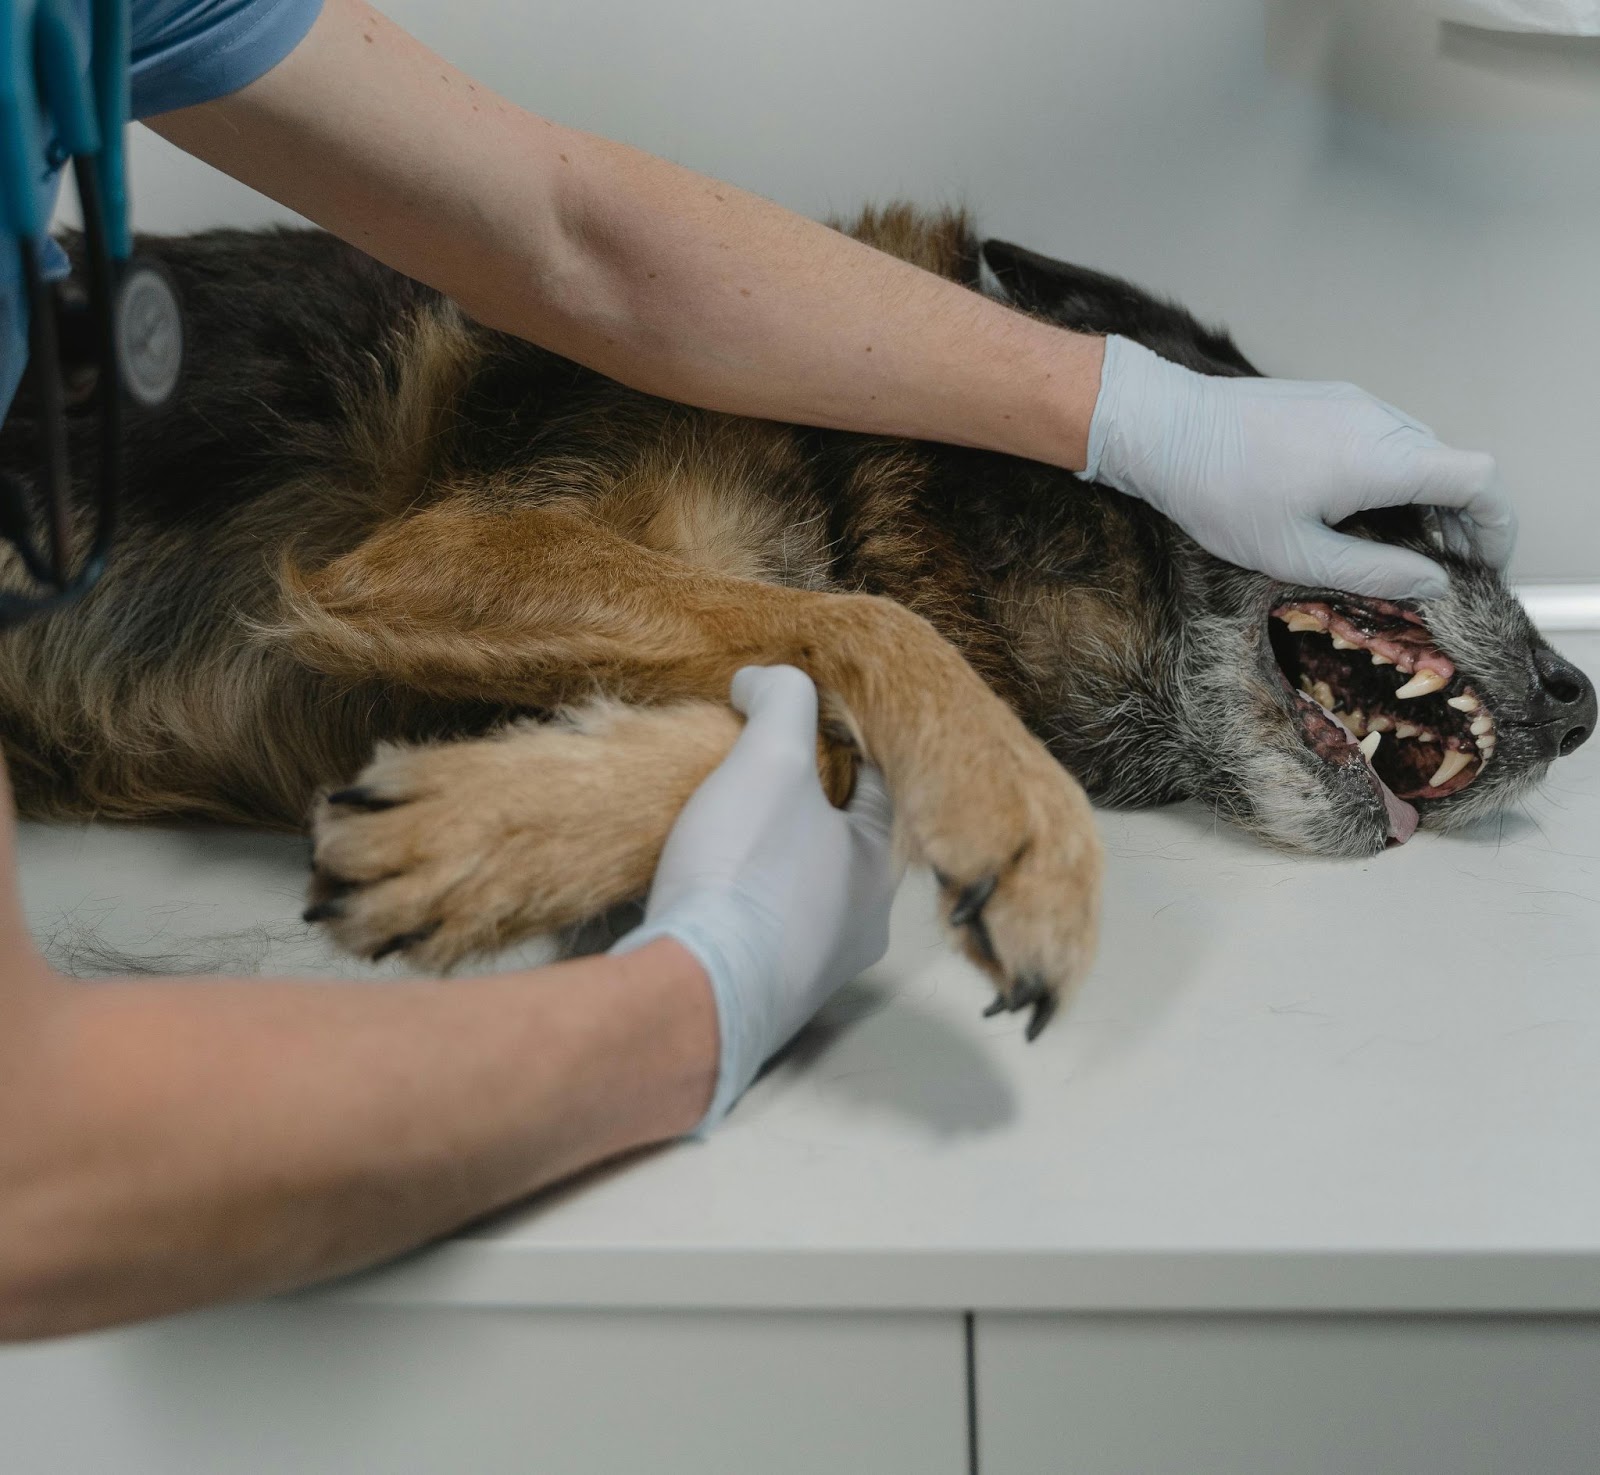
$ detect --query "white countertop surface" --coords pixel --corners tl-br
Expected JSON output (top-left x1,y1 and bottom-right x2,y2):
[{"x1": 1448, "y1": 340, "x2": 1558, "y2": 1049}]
[{"x1": 16, "y1": 633, "x2": 1600, "y2": 1315}]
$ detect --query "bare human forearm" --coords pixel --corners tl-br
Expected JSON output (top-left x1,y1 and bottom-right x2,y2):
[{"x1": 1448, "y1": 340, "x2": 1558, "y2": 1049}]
[
  {"x1": 0, "y1": 935, "x2": 715, "y2": 1341},
  {"x1": 147, "y1": 0, "x2": 1105, "y2": 472}
]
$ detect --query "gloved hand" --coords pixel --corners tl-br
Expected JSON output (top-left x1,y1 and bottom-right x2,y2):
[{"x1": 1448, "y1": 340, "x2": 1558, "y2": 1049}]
[
  {"x1": 1080, "y1": 334, "x2": 1516, "y2": 599},
  {"x1": 611, "y1": 665, "x2": 899, "y2": 1132}
]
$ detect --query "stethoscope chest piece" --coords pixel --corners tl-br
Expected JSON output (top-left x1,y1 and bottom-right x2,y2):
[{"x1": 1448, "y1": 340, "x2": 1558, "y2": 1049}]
[{"x1": 112, "y1": 256, "x2": 182, "y2": 410}]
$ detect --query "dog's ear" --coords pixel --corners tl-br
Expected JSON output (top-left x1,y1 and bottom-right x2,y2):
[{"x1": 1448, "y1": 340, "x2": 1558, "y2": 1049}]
[
  {"x1": 981, "y1": 237, "x2": 1260, "y2": 379},
  {"x1": 980, "y1": 238, "x2": 1132, "y2": 319},
  {"x1": 981, "y1": 238, "x2": 1075, "y2": 305}
]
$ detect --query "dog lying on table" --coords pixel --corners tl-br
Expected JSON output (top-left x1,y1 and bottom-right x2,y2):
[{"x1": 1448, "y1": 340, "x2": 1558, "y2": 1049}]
[{"x1": 1, "y1": 205, "x2": 1592, "y2": 1037}]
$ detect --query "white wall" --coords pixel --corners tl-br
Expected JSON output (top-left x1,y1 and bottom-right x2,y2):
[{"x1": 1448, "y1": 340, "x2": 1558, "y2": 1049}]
[{"x1": 117, "y1": 0, "x2": 1600, "y2": 579}]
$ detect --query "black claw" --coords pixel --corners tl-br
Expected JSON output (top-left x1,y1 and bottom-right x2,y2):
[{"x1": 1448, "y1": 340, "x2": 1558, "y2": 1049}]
[
  {"x1": 966, "y1": 914, "x2": 1000, "y2": 968},
  {"x1": 982, "y1": 995, "x2": 1008, "y2": 1018},
  {"x1": 1007, "y1": 974, "x2": 1046, "y2": 1015},
  {"x1": 305, "y1": 871, "x2": 359, "y2": 920},
  {"x1": 1025, "y1": 991, "x2": 1058, "y2": 1042},
  {"x1": 326, "y1": 787, "x2": 402, "y2": 812},
  {"x1": 370, "y1": 922, "x2": 439, "y2": 962},
  {"x1": 948, "y1": 872, "x2": 999, "y2": 929}
]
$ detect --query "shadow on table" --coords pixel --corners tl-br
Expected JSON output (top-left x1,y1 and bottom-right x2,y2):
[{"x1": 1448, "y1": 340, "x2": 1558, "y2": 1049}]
[{"x1": 772, "y1": 977, "x2": 1019, "y2": 1137}]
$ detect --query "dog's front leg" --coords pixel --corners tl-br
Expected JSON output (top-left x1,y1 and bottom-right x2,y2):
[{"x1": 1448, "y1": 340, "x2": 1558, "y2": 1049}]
[{"x1": 285, "y1": 501, "x2": 1101, "y2": 1022}]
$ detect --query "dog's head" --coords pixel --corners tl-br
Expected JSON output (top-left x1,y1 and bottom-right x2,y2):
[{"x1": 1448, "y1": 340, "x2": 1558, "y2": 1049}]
[{"x1": 981, "y1": 236, "x2": 1596, "y2": 855}]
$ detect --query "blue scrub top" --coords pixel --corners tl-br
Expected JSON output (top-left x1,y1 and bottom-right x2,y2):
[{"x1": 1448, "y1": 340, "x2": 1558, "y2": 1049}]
[{"x1": 0, "y1": 0, "x2": 323, "y2": 420}]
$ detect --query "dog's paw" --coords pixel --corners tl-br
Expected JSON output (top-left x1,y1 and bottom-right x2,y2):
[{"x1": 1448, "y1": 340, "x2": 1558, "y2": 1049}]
[
  {"x1": 305, "y1": 741, "x2": 577, "y2": 971},
  {"x1": 303, "y1": 705, "x2": 738, "y2": 970},
  {"x1": 917, "y1": 738, "x2": 1102, "y2": 1037}
]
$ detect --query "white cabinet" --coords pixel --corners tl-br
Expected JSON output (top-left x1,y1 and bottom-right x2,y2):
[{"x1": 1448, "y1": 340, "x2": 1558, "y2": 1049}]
[
  {"x1": 975, "y1": 1313, "x2": 1600, "y2": 1475},
  {"x1": 13, "y1": 1305, "x2": 1600, "y2": 1473},
  {"x1": 0, "y1": 1306, "x2": 967, "y2": 1475}
]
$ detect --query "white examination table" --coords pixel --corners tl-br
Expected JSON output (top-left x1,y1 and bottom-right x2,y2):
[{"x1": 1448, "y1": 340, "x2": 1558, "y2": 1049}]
[{"x1": 3, "y1": 631, "x2": 1598, "y2": 1474}]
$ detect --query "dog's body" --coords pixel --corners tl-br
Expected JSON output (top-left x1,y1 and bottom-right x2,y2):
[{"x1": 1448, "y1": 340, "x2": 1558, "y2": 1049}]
[{"x1": 1, "y1": 206, "x2": 1592, "y2": 1022}]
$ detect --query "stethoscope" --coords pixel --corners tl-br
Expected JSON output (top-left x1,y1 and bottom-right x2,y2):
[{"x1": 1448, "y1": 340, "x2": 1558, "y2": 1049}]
[{"x1": 0, "y1": 0, "x2": 182, "y2": 627}]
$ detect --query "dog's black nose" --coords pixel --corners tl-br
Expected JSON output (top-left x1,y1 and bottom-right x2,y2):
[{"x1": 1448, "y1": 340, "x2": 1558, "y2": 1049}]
[{"x1": 1530, "y1": 648, "x2": 1595, "y2": 758}]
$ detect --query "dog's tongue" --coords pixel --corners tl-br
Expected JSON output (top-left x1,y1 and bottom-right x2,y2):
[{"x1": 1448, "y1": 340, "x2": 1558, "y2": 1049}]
[
  {"x1": 1377, "y1": 772, "x2": 1419, "y2": 845},
  {"x1": 1321, "y1": 700, "x2": 1419, "y2": 845}
]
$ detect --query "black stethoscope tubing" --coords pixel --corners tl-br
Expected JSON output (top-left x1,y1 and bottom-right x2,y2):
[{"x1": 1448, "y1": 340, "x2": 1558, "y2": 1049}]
[{"x1": 1, "y1": 147, "x2": 123, "y2": 625}]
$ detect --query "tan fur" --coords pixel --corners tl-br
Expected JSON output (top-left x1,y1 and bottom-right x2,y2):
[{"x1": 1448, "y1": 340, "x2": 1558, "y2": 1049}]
[
  {"x1": 842, "y1": 203, "x2": 978, "y2": 283},
  {"x1": 309, "y1": 700, "x2": 744, "y2": 963},
  {"x1": 340, "y1": 304, "x2": 479, "y2": 511},
  {"x1": 599, "y1": 420, "x2": 830, "y2": 586}
]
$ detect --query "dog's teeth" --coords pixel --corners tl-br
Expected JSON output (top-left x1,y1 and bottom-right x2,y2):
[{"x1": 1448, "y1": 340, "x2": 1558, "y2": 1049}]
[
  {"x1": 1298, "y1": 675, "x2": 1314, "y2": 696},
  {"x1": 1470, "y1": 715, "x2": 1494, "y2": 736},
  {"x1": 1368, "y1": 715, "x2": 1394, "y2": 733},
  {"x1": 1427, "y1": 750, "x2": 1474, "y2": 788},
  {"x1": 1335, "y1": 708, "x2": 1366, "y2": 738},
  {"x1": 1358, "y1": 731, "x2": 1381, "y2": 760},
  {"x1": 1371, "y1": 652, "x2": 1394, "y2": 667},
  {"x1": 1313, "y1": 680, "x2": 1336, "y2": 709},
  {"x1": 1395, "y1": 721, "x2": 1420, "y2": 739},
  {"x1": 1447, "y1": 695, "x2": 1479, "y2": 713},
  {"x1": 1284, "y1": 611, "x2": 1325, "y2": 633},
  {"x1": 1394, "y1": 670, "x2": 1448, "y2": 699},
  {"x1": 1331, "y1": 635, "x2": 1359, "y2": 651}
]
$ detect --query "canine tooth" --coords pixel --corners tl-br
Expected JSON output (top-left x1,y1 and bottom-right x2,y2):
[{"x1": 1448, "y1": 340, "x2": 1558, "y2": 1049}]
[
  {"x1": 1470, "y1": 715, "x2": 1493, "y2": 736},
  {"x1": 1313, "y1": 680, "x2": 1336, "y2": 709},
  {"x1": 1284, "y1": 611, "x2": 1325, "y2": 633},
  {"x1": 1358, "y1": 731, "x2": 1381, "y2": 760},
  {"x1": 1447, "y1": 695, "x2": 1479, "y2": 713},
  {"x1": 1426, "y1": 749, "x2": 1474, "y2": 788},
  {"x1": 1394, "y1": 670, "x2": 1448, "y2": 700},
  {"x1": 1371, "y1": 652, "x2": 1394, "y2": 666},
  {"x1": 1331, "y1": 635, "x2": 1359, "y2": 651},
  {"x1": 1395, "y1": 721, "x2": 1420, "y2": 739}
]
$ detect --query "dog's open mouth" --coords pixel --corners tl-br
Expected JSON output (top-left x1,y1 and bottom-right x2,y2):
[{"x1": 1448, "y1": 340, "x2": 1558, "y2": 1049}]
[{"x1": 1267, "y1": 597, "x2": 1496, "y2": 843}]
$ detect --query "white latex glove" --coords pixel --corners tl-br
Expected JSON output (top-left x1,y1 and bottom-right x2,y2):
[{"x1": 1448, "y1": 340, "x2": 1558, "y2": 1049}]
[
  {"x1": 1081, "y1": 334, "x2": 1516, "y2": 599},
  {"x1": 611, "y1": 666, "x2": 899, "y2": 1131}
]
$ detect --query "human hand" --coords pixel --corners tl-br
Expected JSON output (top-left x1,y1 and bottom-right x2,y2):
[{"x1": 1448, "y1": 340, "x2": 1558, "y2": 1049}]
[
  {"x1": 1080, "y1": 334, "x2": 1516, "y2": 599},
  {"x1": 611, "y1": 666, "x2": 899, "y2": 1130}
]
